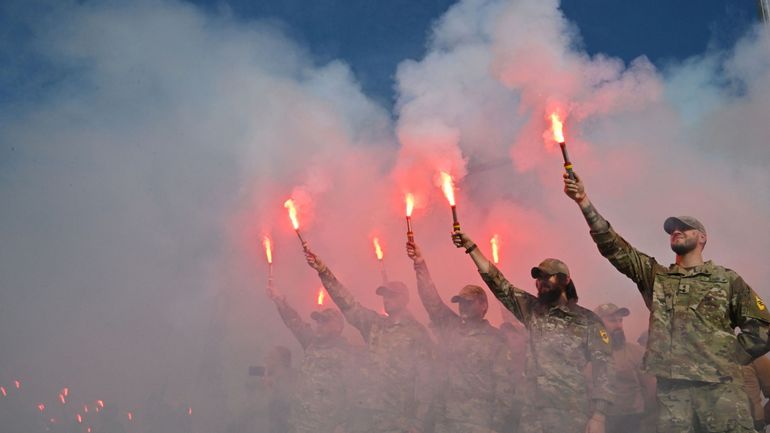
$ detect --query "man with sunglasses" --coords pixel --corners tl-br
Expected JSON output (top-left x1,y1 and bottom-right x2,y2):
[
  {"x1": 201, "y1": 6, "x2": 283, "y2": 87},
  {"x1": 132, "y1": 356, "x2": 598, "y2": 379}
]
[
  {"x1": 451, "y1": 231, "x2": 613, "y2": 433},
  {"x1": 564, "y1": 172, "x2": 770, "y2": 433},
  {"x1": 406, "y1": 240, "x2": 516, "y2": 433}
]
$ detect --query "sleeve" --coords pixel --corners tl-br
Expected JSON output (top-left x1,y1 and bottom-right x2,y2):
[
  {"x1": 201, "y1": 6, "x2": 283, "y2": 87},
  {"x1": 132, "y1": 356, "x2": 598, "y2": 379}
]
[
  {"x1": 586, "y1": 319, "x2": 615, "y2": 406},
  {"x1": 273, "y1": 298, "x2": 315, "y2": 349},
  {"x1": 479, "y1": 263, "x2": 536, "y2": 327},
  {"x1": 318, "y1": 267, "x2": 380, "y2": 341},
  {"x1": 590, "y1": 224, "x2": 658, "y2": 307},
  {"x1": 731, "y1": 275, "x2": 770, "y2": 363},
  {"x1": 414, "y1": 260, "x2": 458, "y2": 326},
  {"x1": 491, "y1": 341, "x2": 518, "y2": 431}
]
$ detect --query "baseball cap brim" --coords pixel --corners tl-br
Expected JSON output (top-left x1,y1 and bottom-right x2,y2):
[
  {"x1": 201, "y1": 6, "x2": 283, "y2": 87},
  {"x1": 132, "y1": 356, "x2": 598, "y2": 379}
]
[{"x1": 664, "y1": 217, "x2": 694, "y2": 234}]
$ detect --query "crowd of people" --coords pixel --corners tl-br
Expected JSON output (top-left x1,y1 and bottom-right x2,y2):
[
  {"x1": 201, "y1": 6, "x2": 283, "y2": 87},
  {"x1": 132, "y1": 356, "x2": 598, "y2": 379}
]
[{"x1": 259, "y1": 172, "x2": 770, "y2": 433}]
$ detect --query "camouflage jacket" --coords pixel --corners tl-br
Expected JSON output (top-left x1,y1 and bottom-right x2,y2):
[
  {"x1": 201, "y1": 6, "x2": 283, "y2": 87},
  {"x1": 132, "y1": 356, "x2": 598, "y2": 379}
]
[
  {"x1": 591, "y1": 225, "x2": 770, "y2": 383},
  {"x1": 413, "y1": 261, "x2": 517, "y2": 431},
  {"x1": 317, "y1": 267, "x2": 434, "y2": 428},
  {"x1": 272, "y1": 298, "x2": 353, "y2": 432},
  {"x1": 480, "y1": 263, "x2": 614, "y2": 413}
]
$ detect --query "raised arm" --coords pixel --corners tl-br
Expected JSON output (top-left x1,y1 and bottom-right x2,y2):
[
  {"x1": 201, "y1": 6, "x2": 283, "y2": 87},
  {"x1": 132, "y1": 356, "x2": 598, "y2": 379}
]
[
  {"x1": 266, "y1": 286, "x2": 315, "y2": 349},
  {"x1": 304, "y1": 247, "x2": 380, "y2": 339},
  {"x1": 563, "y1": 172, "x2": 657, "y2": 305},
  {"x1": 451, "y1": 230, "x2": 534, "y2": 325},
  {"x1": 406, "y1": 240, "x2": 457, "y2": 325}
]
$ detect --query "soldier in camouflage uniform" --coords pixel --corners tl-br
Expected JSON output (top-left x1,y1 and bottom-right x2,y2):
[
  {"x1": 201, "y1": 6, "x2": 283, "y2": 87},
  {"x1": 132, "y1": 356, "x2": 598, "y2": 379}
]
[
  {"x1": 564, "y1": 172, "x2": 770, "y2": 433},
  {"x1": 406, "y1": 240, "x2": 517, "y2": 433},
  {"x1": 304, "y1": 247, "x2": 434, "y2": 433},
  {"x1": 451, "y1": 231, "x2": 613, "y2": 433},
  {"x1": 267, "y1": 286, "x2": 353, "y2": 433}
]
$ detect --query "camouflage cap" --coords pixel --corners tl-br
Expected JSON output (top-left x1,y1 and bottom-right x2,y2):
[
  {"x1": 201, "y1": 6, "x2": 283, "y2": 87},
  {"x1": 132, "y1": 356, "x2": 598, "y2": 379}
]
[
  {"x1": 375, "y1": 280, "x2": 410, "y2": 299},
  {"x1": 530, "y1": 258, "x2": 571, "y2": 279},
  {"x1": 310, "y1": 307, "x2": 344, "y2": 325},
  {"x1": 593, "y1": 303, "x2": 630, "y2": 318},
  {"x1": 450, "y1": 284, "x2": 488, "y2": 303},
  {"x1": 664, "y1": 216, "x2": 706, "y2": 235}
]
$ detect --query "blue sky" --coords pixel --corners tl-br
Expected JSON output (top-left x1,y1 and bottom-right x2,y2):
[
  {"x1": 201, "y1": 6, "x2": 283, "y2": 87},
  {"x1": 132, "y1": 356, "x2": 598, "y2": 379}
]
[{"x1": 187, "y1": 0, "x2": 759, "y2": 105}]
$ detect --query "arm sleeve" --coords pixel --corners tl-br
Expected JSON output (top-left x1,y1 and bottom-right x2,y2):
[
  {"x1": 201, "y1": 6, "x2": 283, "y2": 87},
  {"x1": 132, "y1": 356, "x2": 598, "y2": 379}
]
[
  {"x1": 590, "y1": 224, "x2": 657, "y2": 307},
  {"x1": 491, "y1": 342, "x2": 518, "y2": 431},
  {"x1": 318, "y1": 267, "x2": 380, "y2": 341},
  {"x1": 587, "y1": 320, "x2": 615, "y2": 406},
  {"x1": 273, "y1": 298, "x2": 315, "y2": 349},
  {"x1": 731, "y1": 276, "x2": 770, "y2": 363},
  {"x1": 479, "y1": 263, "x2": 536, "y2": 326},
  {"x1": 414, "y1": 260, "x2": 458, "y2": 326}
]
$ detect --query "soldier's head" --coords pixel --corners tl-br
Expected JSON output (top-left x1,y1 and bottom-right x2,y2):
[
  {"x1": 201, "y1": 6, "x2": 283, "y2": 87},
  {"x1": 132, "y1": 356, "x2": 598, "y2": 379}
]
[
  {"x1": 310, "y1": 308, "x2": 344, "y2": 339},
  {"x1": 376, "y1": 281, "x2": 410, "y2": 315},
  {"x1": 594, "y1": 303, "x2": 629, "y2": 349},
  {"x1": 531, "y1": 258, "x2": 576, "y2": 304},
  {"x1": 450, "y1": 285, "x2": 488, "y2": 321},
  {"x1": 664, "y1": 216, "x2": 707, "y2": 256}
]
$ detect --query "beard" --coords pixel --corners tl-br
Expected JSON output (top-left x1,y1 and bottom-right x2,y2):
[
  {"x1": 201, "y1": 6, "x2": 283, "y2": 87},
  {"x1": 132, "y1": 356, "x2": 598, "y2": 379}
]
[
  {"x1": 671, "y1": 237, "x2": 697, "y2": 255},
  {"x1": 610, "y1": 328, "x2": 626, "y2": 350},
  {"x1": 537, "y1": 282, "x2": 564, "y2": 304}
]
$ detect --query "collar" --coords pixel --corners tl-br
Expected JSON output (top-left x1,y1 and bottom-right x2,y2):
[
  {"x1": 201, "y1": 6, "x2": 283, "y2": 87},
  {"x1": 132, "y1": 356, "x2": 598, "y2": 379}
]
[{"x1": 667, "y1": 260, "x2": 714, "y2": 276}]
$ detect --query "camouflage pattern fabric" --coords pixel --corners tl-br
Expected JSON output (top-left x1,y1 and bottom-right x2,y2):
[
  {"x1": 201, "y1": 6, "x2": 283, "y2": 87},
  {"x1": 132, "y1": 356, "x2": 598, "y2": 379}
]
[
  {"x1": 479, "y1": 263, "x2": 614, "y2": 431},
  {"x1": 318, "y1": 267, "x2": 434, "y2": 433},
  {"x1": 656, "y1": 378, "x2": 754, "y2": 433},
  {"x1": 590, "y1": 226, "x2": 770, "y2": 382},
  {"x1": 272, "y1": 299, "x2": 354, "y2": 433},
  {"x1": 413, "y1": 261, "x2": 517, "y2": 433}
]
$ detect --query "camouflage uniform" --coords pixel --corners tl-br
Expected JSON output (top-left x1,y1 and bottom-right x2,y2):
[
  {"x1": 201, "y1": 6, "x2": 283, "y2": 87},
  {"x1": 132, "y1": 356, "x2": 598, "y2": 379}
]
[
  {"x1": 413, "y1": 260, "x2": 517, "y2": 433},
  {"x1": 317, "y1": 267, "x2": 434, "y2": 433},
  {"x1": 590, "y1": 224, "x2": 770, "y2": 432},
  {"x1": 272, "y1": 300, "x2": 353, "y2": 433},
  {"x1": 479, "y1": 263, "x2": 614, "y2": 433}
]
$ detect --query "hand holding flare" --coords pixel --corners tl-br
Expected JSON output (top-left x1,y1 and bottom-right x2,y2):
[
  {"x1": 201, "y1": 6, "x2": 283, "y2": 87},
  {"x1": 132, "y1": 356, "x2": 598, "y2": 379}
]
[
  {"x1": 439, "y1": 171, "x2": 461, "y2": 232},
  {"x1": 550, "y1": 113, "x2": 575, "y2": 180}
]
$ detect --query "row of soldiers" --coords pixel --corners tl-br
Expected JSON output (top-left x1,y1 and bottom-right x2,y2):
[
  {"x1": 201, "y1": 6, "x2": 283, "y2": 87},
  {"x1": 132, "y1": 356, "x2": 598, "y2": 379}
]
[{"x1": 262, "y1": 172, "x2": 770, "y2": 433}]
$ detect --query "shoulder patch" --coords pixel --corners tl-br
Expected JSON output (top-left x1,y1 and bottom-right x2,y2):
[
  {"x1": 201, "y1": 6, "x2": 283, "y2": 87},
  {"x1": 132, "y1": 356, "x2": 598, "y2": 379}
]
[
  {"x1": 756, "y1": 295, "x2": 766, "y2": 312},
  {"x1": 599, "y1": 329, "x2": 610, "y2": 344}
]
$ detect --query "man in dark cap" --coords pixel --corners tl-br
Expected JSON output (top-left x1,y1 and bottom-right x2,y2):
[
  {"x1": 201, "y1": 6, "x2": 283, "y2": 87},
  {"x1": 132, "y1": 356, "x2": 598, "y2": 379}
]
[
  {"x1": 593, "y1": 303, "x2": 656, "y2": 433},
  {"x1": 451, "y1": 231, "x2": 613, "y2": 433},
  {"x1": 267, "y1": 285, "x2": 353, "y2": 433},
  {"x1": 406, "y1": 240, "x2": 516, "y2": 433},
  {"x1": 564, "y1": 172, "x2": 770, "y2": 433},
  {"x1": 304, "y1": 248, "x2": 434, "y2": 433}
]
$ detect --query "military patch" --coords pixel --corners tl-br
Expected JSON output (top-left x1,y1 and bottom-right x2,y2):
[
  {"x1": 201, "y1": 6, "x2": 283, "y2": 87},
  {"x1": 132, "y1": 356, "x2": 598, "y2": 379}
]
[
  {"x1": 599, "y1": 329, "x2": 609, "y2": 344},
  {"x1": 756, "y1": 296, "x2": 766, "y2": 311}
]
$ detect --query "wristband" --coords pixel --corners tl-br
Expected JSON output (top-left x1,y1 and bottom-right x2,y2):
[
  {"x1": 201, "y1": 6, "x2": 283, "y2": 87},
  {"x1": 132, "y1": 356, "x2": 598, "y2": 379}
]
[{"x1": 465, "y1": 244, "x2": 477, "y2": 254}]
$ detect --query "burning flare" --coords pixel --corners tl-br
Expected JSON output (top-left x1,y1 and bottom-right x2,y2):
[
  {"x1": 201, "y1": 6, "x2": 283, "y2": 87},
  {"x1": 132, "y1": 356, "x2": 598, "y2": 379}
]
[
  {"x1": 59, "y1": 394, "x2": 66, "y2": 405},
  {"x1": 0, "y1": 386, "x2": 6, "y2": 397},
  {"x1": 62, "y1": 387, "x2": 69, "y2": 397},
  {"x1": 490, "y1": 234, "x2": 500, "y2": 264},
  {"x1": 317, "y1": 287, "x2": 325, "y2": 306},
  {"x1": 263, "y1": 236, "x2": 273, "y2": 264},
  {"x1": 76, "y1": 414, "x2": 83, "y2": 424},
  {"x1": 550, "y1": 113, "x2": 565, "y2": 143},
  {"x1": 188, "y1": 407, "x2": 192, "y2": 416},
  {"x1": 284, "y1": 199, "x2": 300, "y2": 230},
  {"x1": 405, "y1": 193, "x2": 415, "y2": 217},
  {"x1": 14, "y1": 380, "x2": 20, "y2": 389},
  {"x1": 96, "y1": 400, "x2": 104, "y2": 409},
  {"x1": 128, "y1": 412, "x2": 133, "y2": 422},
  {"x1": 37, "y1": 404, "x2": 45, "y2": 412},
  {"x1": 373, "y1": 238, "x2": 384, "y2": 260},
  {"x1": 439, "y1": 172, "x2": 456, "y2": 206}
]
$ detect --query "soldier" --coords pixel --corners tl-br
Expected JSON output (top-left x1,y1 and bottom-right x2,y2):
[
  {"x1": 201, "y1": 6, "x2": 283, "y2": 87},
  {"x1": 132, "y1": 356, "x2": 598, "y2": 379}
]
[
  {"x1": 564, "y1": 172, "x2": 770, "y2": 433},
  {"x1": 263, "y1": 346, "x2": 298, "y2": 433},
  {"x1": 741, "y1": 355, "x2": 770, "y2": 432},
  {"x1": 451, "y1": 231, "x2": 613, "y2": 433},
  {"x1": 406, "y1": 240, "x2": 516, "y2": 433},
  {"x1": 592, "y1": 303, "x2": 656, "y2": 433},
  {"x1": 267, "y1": 285, "x2": 353, "y2": 433},
  {"x1": 304, "y1": 247, "x2": 434, "y2": 433}
]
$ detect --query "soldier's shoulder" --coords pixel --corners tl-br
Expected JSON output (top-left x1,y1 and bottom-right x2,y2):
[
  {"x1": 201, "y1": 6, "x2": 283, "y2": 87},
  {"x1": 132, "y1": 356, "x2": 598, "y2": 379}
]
[{"x1": 571, "y1": 303, "x2": 604, "y2": 326}]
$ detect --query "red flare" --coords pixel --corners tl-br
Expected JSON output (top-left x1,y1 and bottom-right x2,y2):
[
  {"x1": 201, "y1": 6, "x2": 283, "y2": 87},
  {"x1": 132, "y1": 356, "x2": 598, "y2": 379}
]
[
  {"x1": 490, "y1": 234, "x2": 500, "y2": 264},
  {"x1": 439, "y1": 172, "x2": 456, "y2": 206},
  {"x1": 84, "y1": 405, "x2": 89, "y2": 413},
  {"x1": 316, "y1": 287, "x2": 325, "y2": 306},
  {"x1": 59, "y1": 394, "x2": 66, "y2": 405},
  {"x1": 405, "y1": 193, "x2": 415, "y2": 217},
  {"x1": 263, "y1": 236, "x2": 273, "y2": 264},
  {"x1": 96, "y1": 400, "x2": 104, "y2": 409},
  {"x1": 188, "y1": 406, "x2": 192, "y2": 416},
  {"x1": 550, "y1": 113, "x2": 565, "y2": 144},
  {"x1": 128, "y1": 411, "x2": 133, "y2": 421},
  {"x1": 284, "y1": 199, "x2": 300, "y2": 230},
  {"x1": 87, "y1": 427, "x2": 92, "y2": 433},
  {"x1": 373, "y1": 238, "x2": 384, "y2": 260},
  {"x1": 37, "y1": 403, "x2": 45, "y2": 412},
  {"x1": 76, "y1": 414, "x2": 83, "y2": 424},
  {"x1": 0, "y1": 386, "x2": 6, "y2": 397},
  {"x1": 14, "y1": 380, "x2": 20, "y2": 389},
  {"x1": 62, "y1": 387, "x2": 69, "y2": 397}
]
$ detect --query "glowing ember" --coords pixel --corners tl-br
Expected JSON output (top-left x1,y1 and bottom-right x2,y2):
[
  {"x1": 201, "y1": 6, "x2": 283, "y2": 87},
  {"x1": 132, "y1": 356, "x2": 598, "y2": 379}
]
[
  {"x1": 405, "y1": 193, "x2": 415, "y2": 217},
  {"x1": 490, "y1": 234, "x2": 500, "y2": 264},
  {"x1": 59, "y1": 394, "x2": 66, "y2": 405},
  {"x1": 76, "y1": 414, "x2": 83, "y2": 424},
  {"x1": 263, "y1": 236, "x2": 273, "y2": 264},
  {"x1": 37, "y1": 403, "x2": 45, "y2": 412},
  {"x1": 316, "y1": 287, "x2": 325, "y2": 306},
  {"x1": 0, "y1": 386, "x2": 6, "y2": 397},
  {"x1": 284, "y1": 199, "x2": 300, "y2": 230},
  {"x1": 373, "y1": 237, "x2": 384, "y2": 260},
  {"x1": 439, "y1": 172, "x2": 456, "y2": 206},
  {"x1": 550, "y1": 113, "x2": 565, "y2": 144},
  {"x1": 14, "y1": 380, "x2": 20, "y2": 389},
  {"x1": 62, "y1": 387, "x2": 69, "y2": 397},
  {"x1": 96, "y1": 400, "x2": 104, "y2": 409}
]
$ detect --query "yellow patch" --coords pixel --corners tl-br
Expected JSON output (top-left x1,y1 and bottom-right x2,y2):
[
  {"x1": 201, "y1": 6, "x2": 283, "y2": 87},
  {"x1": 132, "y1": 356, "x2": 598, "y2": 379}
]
[
  {"x1": 756, "y1": 296, "x2": 766, "y2": 311},
  {"x1": 599, "y1": 329, "x2": 610, "y2": 344}
]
